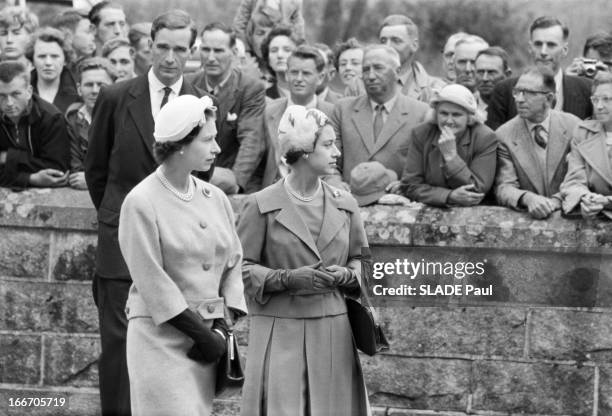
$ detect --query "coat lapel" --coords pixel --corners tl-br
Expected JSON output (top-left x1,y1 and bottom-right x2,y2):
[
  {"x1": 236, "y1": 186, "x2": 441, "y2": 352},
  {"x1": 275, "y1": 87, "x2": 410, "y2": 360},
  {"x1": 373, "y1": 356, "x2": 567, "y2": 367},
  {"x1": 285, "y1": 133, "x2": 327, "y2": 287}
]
[
  {"x1": 371, "y1": 96, "x2": 407, "y2": 155},
  {"x1": 510, "y1": 119, "x2": 546, "y2": 194},
  {"x1": 127, "y1": 77, "x2": 155, "y2": 160},
  {"x1": 316, "y1": 186, "x2": 347, "y2": 253},
  {"x1": 577, "y1": 127, "x2": 612, "y2": 188},
  {"x1": 259, "y1": 181, "x2": 320, "y2": 259},
  {"x1": 351, "y1": 97, "x2": 376, "y2": 155},
  {"x1": 546, "y1": 111, "x2": 571, "y2": 190},
  {"x1": 216, "y1": 70, "x2": 238, "y2": 124}
]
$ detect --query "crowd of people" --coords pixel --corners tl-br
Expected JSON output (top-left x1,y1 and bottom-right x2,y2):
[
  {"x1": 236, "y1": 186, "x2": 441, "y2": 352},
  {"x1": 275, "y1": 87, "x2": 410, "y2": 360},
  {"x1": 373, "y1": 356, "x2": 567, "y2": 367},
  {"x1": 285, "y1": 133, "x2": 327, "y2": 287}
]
[{"x1": 2, "y1": 0, "x2": 612, "y2": 415}]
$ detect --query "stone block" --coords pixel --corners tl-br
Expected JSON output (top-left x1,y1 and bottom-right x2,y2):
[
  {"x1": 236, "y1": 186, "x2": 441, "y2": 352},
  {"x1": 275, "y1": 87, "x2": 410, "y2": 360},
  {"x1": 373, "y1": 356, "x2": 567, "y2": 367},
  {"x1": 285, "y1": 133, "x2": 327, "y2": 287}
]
[
  {"x1": 0, "y1": 228, "x2": 49, "y2": 278},
  {"x1": 369, "y1": 246, "x2": 612, "y2": 308},
  {"x1": 0, "y1": 280, "x2": 98, "y2": 333},
  {"x1": 0, "y1": 187, "x2": 97, "y2": 231},
  {"x1": 43, "y1": 335, "x2": 99, "y2": 387},
  {"x1": 413, "y1": 206, "x2": 580, "y2": 250},
  {"x1": 0, "y1": 388, "x2": 100, "y2": 415},
  {"x1": 600, "y1": 366, "x2": 612, "y2": 415},
  {"x1": 0, "y1": 334, "x2": 41, "y2": 384},
  {"x1": 360, "y1": 205, "x2": 418, "y2": 246},
  {"x1": 530, "y1": 309, "x2": 612, "y2": 363},
  {"x1": 471, "y1": 360, "x2": 594, "y2": 415},
  {"x1": 379, "y1": 307, "x2": 526, "y2": 358},
  {"x1": 212, "y1": 399, "x2": 240, "y2": 416},
  {"x1": 50, "y1": 231, "x2": 97, "y2": 281},
  {"x1": 362, "y1": 355, "x2": 470, "y2": 411}
]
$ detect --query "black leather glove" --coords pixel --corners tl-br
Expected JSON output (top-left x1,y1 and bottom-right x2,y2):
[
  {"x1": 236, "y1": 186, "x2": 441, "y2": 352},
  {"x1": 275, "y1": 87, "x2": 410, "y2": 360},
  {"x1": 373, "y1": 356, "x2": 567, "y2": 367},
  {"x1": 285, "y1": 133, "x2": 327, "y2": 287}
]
[
  {"x1": 281, "y1": 262, "x2": 335, "y2": 291},
  {"x1": 167, "y1": 309, "x2": 227, "y2": 363}
]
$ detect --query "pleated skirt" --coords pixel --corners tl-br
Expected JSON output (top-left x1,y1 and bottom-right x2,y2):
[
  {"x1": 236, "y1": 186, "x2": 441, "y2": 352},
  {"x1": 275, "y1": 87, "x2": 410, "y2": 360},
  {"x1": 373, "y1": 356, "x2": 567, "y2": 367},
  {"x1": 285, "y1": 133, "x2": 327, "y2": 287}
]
[
  {"x1": 241, "y1": 313, "x2": 370, "y2": 416},
  {"x1": 127, "y1": 317, "x2": 216, "y2": 416}
]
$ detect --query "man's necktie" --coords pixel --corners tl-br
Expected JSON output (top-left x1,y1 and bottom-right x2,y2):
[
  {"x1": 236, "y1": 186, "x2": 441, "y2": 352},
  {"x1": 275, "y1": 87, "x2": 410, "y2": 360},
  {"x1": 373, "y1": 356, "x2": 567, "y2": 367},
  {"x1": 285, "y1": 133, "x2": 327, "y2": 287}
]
[
  {"x1": 160, "y1": 86, "x2": 172, "y2": 109},
  {"x1": 373, "y1": 104, "x2": 384, "y2": 141},
  {"x1": 533, "y1": 125, "x2": 547, "y2": 149}
]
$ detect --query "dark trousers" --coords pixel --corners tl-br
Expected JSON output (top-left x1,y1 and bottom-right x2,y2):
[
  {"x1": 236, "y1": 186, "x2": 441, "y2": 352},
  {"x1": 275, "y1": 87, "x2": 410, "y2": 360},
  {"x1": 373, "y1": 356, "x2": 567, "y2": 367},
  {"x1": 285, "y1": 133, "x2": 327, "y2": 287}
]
[{"x1": 93, "y1": 275, "x2": 132, "y2": 416}]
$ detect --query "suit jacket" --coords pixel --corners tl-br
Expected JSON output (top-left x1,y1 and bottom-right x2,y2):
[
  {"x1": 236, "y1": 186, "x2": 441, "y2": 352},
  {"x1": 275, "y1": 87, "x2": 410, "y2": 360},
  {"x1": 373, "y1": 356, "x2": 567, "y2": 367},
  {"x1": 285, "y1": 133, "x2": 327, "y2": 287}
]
[
  {"x1": 186, "y1": 67, "x2": 266, "y2": 189},
  {"x1": 486, "y1": 74, "x2": 592, "y2": 130},
  {"x1": 400, "y1": 122, "x2": 498, "y2": 206},
  {"x1": 560, "y1": 120, "x2": 612, "y2": 218},
  {"x1": 85, "y1": 75, "x2": 205, "y2": 279},
  {"x1": 495, "y1": 110, "x2": 580, "y2": 209},
  {"x1": 331, "y1": 94, "x2": 429, "y2": 182},
  {"x1": 237, "y1": 179, "x2": 367, "y2": 318},
  {"x1": 260, "y1": 97, "x2": 334, "y2": 188}
]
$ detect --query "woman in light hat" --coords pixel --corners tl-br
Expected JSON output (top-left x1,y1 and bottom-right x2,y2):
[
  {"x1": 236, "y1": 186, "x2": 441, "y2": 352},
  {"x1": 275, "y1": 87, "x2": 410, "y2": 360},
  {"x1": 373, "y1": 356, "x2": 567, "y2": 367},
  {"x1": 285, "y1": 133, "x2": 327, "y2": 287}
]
[
  {"x1": 118, "y1": 95, "x2": 247, "y2": 416},
  {"x1": 237, "y1": 105, "x2": 370, "y2": 416},
  {"x1": 398, "y1": 83, "x2": 497, "y2": 206}
]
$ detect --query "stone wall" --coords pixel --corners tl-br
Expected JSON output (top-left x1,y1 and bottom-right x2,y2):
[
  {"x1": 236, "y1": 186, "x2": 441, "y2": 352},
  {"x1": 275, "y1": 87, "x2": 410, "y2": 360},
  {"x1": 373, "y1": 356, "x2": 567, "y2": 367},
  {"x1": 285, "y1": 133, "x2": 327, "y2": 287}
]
[{"x1": 1, "y1": 187, "x2": 611, "y2": 416}]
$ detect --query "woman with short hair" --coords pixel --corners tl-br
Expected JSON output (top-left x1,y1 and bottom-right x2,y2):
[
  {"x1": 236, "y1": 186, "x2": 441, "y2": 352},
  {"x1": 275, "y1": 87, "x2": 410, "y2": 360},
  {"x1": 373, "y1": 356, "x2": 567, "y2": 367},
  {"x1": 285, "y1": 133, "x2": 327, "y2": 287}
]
[
  {"x1": 399, "y1": 84, "x2": 497, "y2": 206},
  {"x1": 118, "y1": 95, "x2": 247, "y2": 416}
]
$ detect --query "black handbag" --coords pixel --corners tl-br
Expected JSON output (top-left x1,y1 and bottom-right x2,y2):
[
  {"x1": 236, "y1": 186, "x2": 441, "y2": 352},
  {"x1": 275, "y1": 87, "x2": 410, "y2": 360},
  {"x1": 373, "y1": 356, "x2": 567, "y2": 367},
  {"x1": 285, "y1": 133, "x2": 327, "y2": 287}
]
[
  {"x1": 215, "y1": 329, "x2": 244, "y2": 396},
  {"x1": 346, "y1": 247, "x2": 390, "y2": 356}
]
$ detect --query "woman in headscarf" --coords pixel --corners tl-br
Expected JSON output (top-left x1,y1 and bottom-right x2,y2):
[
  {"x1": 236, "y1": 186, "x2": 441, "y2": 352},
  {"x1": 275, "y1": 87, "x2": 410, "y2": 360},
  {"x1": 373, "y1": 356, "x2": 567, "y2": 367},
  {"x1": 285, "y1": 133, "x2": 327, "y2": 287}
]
[
  {"x1": 118, "y1": 95, "x2": 247, "y2": 416},
  {"x1": 399, "y1": 84, "x2": 497, "y2": 206},
  {"x1": 238, "y1": 105, "x2": 370, "y2": 416}
]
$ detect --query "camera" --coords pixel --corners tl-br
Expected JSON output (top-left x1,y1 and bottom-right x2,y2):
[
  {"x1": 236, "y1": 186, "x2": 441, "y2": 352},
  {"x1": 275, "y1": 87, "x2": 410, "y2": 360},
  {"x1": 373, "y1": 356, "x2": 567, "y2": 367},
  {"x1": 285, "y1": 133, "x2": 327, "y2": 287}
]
[{"x1": 580, "y1": 59, "x2": 608, "y2": 78}]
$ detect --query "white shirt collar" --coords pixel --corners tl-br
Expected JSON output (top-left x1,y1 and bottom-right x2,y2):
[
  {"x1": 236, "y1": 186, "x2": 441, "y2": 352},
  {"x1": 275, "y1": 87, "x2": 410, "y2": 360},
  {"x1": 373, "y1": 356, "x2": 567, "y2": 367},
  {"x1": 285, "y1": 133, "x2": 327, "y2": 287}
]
[
  {"x1": 370, "y1": 92, "x2": 399, "y2": 114},
  {"x1": 524, "y1": 111, "x2": 551, "y2": 134},
  {"x1": 148, "y1": 68, "x2": 183, "y2": 95}
]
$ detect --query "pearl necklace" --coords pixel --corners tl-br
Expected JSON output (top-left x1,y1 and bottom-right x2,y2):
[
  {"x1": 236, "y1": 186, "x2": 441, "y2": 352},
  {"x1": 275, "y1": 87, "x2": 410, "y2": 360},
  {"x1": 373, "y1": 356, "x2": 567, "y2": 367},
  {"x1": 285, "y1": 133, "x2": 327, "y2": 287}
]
[
  {"x1": 284, "y1": 177, "x2": 322, "y2": 202},
  {"x1": 156, "y1": 167, "x2": 194, "y2": 201}
]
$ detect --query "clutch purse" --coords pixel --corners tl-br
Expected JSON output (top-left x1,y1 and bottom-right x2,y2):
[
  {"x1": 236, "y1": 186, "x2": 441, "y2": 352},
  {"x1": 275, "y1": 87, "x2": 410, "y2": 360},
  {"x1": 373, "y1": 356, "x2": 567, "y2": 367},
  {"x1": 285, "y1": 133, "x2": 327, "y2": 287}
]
[
  {"x1": 215, "y1": 330, "x2": 244, "y2": 396},
  {"x1": 346, "y1": 247, "x2": 390, "y2": 356}
]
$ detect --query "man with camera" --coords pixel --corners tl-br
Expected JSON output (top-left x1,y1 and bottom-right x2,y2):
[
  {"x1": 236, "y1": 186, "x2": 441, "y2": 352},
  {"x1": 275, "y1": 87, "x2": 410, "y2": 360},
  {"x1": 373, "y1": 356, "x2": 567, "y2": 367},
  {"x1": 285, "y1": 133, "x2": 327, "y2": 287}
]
[{"x1": 566, "y1": 31, "x2": 612, "y2": 78}]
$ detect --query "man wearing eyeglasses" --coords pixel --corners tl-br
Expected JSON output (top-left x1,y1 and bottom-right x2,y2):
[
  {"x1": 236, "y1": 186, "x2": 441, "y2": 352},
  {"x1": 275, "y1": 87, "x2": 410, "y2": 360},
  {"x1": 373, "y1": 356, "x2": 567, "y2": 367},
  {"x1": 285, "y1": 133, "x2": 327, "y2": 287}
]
[
  {"x1": 495, "y1": 67, "x2": 580, "y2": 219},
  {"x1": 487, "y1": 16, "x2": 592, "y2": 130}
]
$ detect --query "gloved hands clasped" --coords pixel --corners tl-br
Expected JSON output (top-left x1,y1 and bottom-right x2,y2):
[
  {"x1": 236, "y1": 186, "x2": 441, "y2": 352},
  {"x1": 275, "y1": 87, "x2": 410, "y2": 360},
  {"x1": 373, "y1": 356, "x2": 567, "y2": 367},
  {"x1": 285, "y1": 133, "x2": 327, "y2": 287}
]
[
  {"x1": 167, "y1": 309, "x2": 228, "y2": 364},
  {"x1": 280, "y1": 262, "x2": 358, "y2": 292}
]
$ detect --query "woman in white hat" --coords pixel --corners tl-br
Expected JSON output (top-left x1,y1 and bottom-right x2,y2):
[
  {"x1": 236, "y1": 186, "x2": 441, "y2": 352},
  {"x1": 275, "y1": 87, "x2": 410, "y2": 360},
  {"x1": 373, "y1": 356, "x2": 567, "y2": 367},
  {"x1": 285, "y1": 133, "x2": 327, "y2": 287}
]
[
  {"x1": 399, "y1": 83, "x2": 498, "y2": 206},
  {"x1": 118, "y1": 95, "x2": 247, "y2": 416},
  {"x1": 237, "y1": 105, "x2": 370, "y2": 415}
]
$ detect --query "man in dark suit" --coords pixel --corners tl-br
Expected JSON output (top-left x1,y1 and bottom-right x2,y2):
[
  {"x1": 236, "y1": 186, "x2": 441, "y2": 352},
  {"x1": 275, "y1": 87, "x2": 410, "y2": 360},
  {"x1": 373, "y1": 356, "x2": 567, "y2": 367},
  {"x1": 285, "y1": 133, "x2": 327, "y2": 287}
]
[
  {"x1": 84, "y1": 10, "x2": 205, "y2": 416},
  {"x1": 187, "y1": 22, "x2": 265, "y2": 194},
  {"x1": 495, "y1": 67, "x2": 580, "y2": 219},
  {"x1": 487, "y1": 16, "x2": 592, "y2": 130},
  {"x1": 260, "y1": 45, "x2": 335, "y2": 188},
  {"x1": 331, "y1": 45, "x2": 428, "y2": 185}
]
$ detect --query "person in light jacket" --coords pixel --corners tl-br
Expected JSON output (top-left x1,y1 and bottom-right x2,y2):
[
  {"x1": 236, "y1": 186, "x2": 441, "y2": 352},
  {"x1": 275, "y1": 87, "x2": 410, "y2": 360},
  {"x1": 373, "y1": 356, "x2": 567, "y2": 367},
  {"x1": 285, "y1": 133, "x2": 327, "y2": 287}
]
[
  {"x1": 561, "y1": 72, "x2": 612, "y2": 219},
  {"x1": 118, "y1": 95, "x2": 247, "y2": 416},
  {"x1": 237, "y1": 105, "x2": 370, "y2": 416}
]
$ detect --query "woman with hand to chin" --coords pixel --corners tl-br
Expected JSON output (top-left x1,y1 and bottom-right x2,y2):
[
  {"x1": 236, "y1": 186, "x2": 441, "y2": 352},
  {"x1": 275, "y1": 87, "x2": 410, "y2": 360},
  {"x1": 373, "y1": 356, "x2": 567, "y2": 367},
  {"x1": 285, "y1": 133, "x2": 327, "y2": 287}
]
[
  {"x1": 238, "y1": 105, "x2": 371, "y2": 416},
  {"x1": 396, "y1": 84, "x2": 497, "y2": 207},
  {"x1": 561, "y1": 72, "x2": 612, "y2": 219},
  {"x1": 118, "y1": 95, "x2": 247, "y2": 416}
]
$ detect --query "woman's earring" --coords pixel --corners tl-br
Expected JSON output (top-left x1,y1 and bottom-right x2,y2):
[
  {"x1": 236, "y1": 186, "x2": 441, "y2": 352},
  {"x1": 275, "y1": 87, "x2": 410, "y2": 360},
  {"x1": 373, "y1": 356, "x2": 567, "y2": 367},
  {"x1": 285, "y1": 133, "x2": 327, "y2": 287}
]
[
  {"x1": 303, "y1": 154, "x2": 309, "y2": 159},
  {"x1": 179, "y1": 149, "x2": 184, "y2": 155}
]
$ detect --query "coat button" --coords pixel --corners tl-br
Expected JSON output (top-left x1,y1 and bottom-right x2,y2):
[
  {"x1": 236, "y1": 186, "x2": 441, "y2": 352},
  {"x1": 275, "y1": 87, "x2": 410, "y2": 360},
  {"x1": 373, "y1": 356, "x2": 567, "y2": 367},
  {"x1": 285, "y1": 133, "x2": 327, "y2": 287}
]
[
  {"x1": 202, "y1": 263, "x2": 211, "y2": 271},
  {"x1": 207, "y1": 304, "x2": 215, "y2": 313},
  {"x1": 199, "y1": 221, "x2": 207, "y2": 229}
]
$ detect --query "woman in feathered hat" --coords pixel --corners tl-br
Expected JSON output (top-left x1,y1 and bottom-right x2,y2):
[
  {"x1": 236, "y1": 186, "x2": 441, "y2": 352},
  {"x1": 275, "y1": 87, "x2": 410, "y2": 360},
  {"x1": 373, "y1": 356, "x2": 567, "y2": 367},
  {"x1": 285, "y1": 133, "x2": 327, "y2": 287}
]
[
  {"x1": 118, "y1": 95, "x2": 247, "y2": 415},
  {"x1": 237, "y1": 105, "x2": 370, "y2": 415}
]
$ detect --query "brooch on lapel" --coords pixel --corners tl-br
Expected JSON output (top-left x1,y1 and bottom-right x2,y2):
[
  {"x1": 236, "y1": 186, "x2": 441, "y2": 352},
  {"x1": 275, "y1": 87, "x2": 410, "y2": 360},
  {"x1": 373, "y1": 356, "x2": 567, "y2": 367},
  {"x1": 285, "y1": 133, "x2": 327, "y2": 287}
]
[
  {"x1": 226, "y1": 112, "x2": 238, "y2": 121},
  {"x1": 333, "y1": 189, "x2": 341, "y2": 198},
  {"x1": 202, "y1": 187, "x2": 212, "y2": 198}
]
